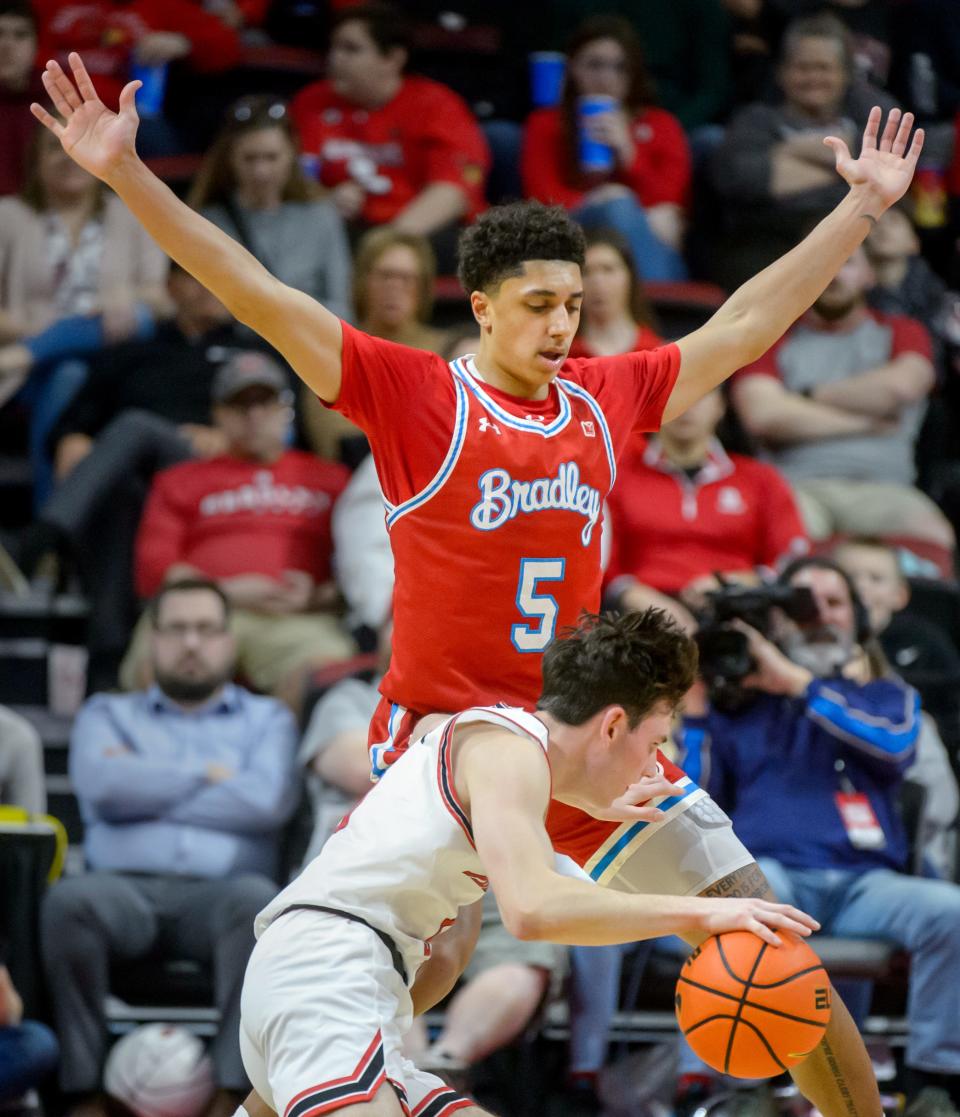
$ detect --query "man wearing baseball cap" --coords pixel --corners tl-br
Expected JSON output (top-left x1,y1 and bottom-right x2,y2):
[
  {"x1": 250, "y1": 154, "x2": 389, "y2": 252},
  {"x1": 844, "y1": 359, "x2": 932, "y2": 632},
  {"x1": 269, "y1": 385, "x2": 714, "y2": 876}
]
[{"x1": 120, "y1": 350, "x2": 356, "y2": 704}]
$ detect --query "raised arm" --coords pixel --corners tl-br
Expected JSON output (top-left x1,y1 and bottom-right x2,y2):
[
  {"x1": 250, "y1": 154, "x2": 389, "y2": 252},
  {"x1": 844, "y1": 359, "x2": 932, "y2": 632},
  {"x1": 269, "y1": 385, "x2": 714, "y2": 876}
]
[
  {"x1": 32, "y1": 54, "x2": 344, "y2": 402},
  {"x1": 666, "y1": 107, "x2": 924, "y2": 422}
]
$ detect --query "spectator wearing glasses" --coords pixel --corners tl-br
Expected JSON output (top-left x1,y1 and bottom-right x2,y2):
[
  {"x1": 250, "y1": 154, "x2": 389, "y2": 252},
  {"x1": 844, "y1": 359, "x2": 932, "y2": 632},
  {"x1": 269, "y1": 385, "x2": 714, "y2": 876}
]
[
  {"x1": 189, "y1": 97, "x2": 352, "y2": 325},
  {"x1": 522, "y1": 15, "x2": 691, "y2": 282},
  {"x1": 121, "y1": 353, "x2": 355, "y2": 704},
  {"x1": 299, "y1": 227, "x2": 449, "y2": 463},
  {"x1": 40, "y1": 578, "x2": 298, "y2": 1117}
]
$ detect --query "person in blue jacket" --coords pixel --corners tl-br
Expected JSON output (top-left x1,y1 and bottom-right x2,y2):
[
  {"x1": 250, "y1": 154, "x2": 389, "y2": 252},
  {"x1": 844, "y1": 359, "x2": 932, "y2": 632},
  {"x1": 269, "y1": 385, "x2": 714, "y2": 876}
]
[{"x1": 682, "y1": 555, "x2": 960, "y2": 1112}]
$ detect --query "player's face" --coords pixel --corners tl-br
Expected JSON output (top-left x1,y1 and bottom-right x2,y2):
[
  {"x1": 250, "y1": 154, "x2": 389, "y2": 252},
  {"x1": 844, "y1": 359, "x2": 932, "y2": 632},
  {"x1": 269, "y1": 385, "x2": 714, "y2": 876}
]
[
  {"x1": 569, "y1": 37, "x2": 630, "y2": 102},
  {"x1": 598, "y1": 703, "x2": 674, "y2": 807},
  {"x1": 230, "y1": 126, "x2": 295, "y2": 207},
  {"x1": 779, "y1": 36, "x2": 848, "y2": 118},
  {"x1": 150, "y1": 590, "x2": 235, "y2": 701},
  {"x1": 476, "y1": 260, "x2": 583, "y2": 395},
  {"x1": 582, "y1": 243, "x2": 632, "y2": 323},
  {"x1": 0, "y1": 14, "x2": 35, "y2": 88},
  {"x1": 364, "y1": 244, "x2": 423, "y2": 330},
  {"x1": 834, "y1": 545, "x2": 906, "y2": 634}
]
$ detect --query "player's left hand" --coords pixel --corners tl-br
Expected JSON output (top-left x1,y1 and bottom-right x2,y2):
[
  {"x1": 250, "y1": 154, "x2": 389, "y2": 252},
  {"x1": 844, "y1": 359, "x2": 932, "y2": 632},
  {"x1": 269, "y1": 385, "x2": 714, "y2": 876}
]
[
  {"x1": 591, "y1": 763, "x2": 685, "y2": 824},
  {"x1": 825, "y1": 106, "x2": 924, "y2": 213}
]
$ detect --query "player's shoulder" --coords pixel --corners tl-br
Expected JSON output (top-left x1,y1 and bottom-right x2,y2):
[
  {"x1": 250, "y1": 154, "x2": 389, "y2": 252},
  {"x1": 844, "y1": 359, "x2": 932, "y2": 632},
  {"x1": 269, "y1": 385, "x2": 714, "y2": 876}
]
[{"x1": 456, "y1": 706, "x2": 547, "y2": 746}]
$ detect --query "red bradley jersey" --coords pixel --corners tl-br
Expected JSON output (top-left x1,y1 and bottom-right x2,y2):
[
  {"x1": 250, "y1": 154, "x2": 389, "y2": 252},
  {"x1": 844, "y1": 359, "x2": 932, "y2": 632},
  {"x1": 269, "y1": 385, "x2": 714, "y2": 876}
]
[{"x1": 333, "y1": 325, "x2": 680, "y2": 714}]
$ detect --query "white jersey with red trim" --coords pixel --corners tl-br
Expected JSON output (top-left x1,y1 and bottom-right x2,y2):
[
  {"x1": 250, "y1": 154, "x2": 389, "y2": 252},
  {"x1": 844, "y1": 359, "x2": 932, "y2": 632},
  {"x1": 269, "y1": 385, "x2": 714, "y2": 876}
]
[{"x1": 254, "y1": 706, "x2": 547, "y2": 983}]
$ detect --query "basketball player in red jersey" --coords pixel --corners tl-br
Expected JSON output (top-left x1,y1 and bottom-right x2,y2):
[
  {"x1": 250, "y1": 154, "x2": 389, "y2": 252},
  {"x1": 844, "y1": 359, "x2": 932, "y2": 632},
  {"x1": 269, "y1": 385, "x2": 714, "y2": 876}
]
[{"x1": 34, "y1": 54, "x2": 923, "y2": 1116}]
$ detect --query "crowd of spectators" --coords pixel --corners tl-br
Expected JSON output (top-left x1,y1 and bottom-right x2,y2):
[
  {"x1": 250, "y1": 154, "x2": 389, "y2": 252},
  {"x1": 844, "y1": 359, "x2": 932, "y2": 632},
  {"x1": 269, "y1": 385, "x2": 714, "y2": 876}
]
[{"x1": 2, "y1": 0, "x2": 960, "y2": 1114}]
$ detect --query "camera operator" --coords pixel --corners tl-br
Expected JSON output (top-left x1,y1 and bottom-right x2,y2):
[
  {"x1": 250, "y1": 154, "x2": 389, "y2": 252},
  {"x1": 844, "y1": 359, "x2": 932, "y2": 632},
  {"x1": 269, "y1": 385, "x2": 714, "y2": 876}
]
[{"x1": 682, "y1": 555, "x2": 960, "y2": 1114}]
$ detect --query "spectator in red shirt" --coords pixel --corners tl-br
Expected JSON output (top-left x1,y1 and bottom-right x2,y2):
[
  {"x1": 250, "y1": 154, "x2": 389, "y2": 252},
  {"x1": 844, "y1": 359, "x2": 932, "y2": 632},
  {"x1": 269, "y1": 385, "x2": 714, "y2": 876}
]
[
  {"x1": 568, "y1": 228, "x2": 661, "y2": 360},
  {"x1": 521, "y1": 15, "x2": 690, "y2": 282},
  {"x1": 290, "y1": 3, "x2": 489, "y2": 268},
  {"x1": 0, "y1": 0, "x2": 40, "y2": 197},
  {"x1": 122, "y1": 352, "x2": 356, "y2": 702},
  {"x1": 606, "y1": 387, "x2": 809, "y2": 631},
  {"x1": 34, "y1": 0, "x2": 240, "y2": 154}
]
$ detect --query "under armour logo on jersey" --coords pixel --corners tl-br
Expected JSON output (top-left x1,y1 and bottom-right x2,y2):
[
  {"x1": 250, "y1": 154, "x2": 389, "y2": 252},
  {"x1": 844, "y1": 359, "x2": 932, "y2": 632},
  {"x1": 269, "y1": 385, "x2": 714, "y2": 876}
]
[
  {"x1": 525, "y1": 413, "x2": 546, "y2": 423},
  {"x1": 478, "y1": 417, "x2": 501, "y2": 434},
  {"x1": 581, "y1": 420, "x2": 596, "y2": 438}
]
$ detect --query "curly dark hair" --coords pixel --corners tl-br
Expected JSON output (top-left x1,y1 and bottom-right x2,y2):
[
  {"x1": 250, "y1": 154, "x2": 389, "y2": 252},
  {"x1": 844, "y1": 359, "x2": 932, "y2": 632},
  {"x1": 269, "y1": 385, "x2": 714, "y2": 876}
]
[
  {"x1": 457, "y1": 201, "x2": 586, "y2": 294},
  {"x1": 538, "y1": 609, "x2": 697, "y2": 727}
]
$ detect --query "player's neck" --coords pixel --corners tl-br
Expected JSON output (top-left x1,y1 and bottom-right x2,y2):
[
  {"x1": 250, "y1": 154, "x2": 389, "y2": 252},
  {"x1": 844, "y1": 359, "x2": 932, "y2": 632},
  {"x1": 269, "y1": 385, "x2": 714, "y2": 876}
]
[
  {"x1": 472, "y1": 347, "x2": 552, "y2": 401},
  {"x1": 536, "y1": 712, "x2": 592, "y2": 807}
]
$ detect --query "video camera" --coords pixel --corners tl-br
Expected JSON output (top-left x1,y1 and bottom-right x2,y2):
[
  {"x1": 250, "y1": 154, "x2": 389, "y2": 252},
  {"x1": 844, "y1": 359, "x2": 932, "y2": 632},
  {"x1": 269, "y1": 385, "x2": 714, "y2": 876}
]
[{"x1": 694, "y1": 581, "x2": 818, "y2": 711}]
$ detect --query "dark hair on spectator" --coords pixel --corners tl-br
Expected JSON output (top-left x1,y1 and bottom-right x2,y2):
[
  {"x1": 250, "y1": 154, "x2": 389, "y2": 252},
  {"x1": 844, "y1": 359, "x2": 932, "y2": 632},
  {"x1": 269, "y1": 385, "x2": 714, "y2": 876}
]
[
  {"x1": 187, "y1": 96, "x2": 317, "y2": 210},
  {"x1": 559, "y1": 15, "x2": 656, "y2": 185},
  {"x1": 20, "y1": 123, "x2": 106, "y2": 213},
  {"x1": 148, "y1": 578, "x2": 232, "y2": 629},
  {"x1": 458, "y1": 200, "x2": 585, "y2": 294},
  {"x1": 0, "y1": 0, "x2": 36, "y2": 29},
  {"x1": 582, "y1": 226, "x2": 657, "y2": 330},
  {"x1": 353, "y1": 226, "x2": 436, "y2": 325},
  {"x1": 330, "y1": 2, "x2": 411, "y2": 58},
  {"x1": 781, "y1": 12, "x2": 853, "y2": 79},
  {"x1": 538, "y1": 609, "x2": 697, "y2": 728}
]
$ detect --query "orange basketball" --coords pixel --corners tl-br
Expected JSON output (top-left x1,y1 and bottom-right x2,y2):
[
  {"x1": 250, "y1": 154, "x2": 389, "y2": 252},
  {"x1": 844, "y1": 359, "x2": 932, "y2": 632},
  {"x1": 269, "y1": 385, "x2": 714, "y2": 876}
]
[{"x1": 675, "y1": 931, "x2": 832, "y2": 1079}]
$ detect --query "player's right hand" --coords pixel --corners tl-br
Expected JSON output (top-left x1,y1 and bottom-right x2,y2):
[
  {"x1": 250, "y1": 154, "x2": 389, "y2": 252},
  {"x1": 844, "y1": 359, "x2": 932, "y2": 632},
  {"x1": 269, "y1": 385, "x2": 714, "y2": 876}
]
[
  {"x1": 699, "y1": 898, "x2": 820, "y2": 948},
  {"x1": 31, "y1": 53, "x2": 140, "y2": 183}
]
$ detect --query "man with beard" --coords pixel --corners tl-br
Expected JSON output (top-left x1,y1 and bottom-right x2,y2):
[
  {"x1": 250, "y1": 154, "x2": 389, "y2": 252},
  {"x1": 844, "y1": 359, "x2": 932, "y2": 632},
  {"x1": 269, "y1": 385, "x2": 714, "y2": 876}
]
[
  {"x1": 731, "y1": 245, "x2": 952, "y2": 558},
  {"x1": 40, "y1": 578, "x2": 299, "y2": 1117},
  {"x1": 680, "y1": 555, "x2": 960, "y2": 1113}
]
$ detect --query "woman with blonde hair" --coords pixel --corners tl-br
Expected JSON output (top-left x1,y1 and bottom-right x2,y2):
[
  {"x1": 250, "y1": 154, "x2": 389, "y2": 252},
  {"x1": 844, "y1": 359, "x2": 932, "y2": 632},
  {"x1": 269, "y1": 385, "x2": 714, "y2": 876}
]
[
  {"x1": 0, "y1": 123, "x2": 168, "y2": 503},
  {"x1": 301, "y1": 228, "x2": 449, "y2": 462},
  {"x1": 189, "y1": 95, "x2": 352, "y2": 322}
]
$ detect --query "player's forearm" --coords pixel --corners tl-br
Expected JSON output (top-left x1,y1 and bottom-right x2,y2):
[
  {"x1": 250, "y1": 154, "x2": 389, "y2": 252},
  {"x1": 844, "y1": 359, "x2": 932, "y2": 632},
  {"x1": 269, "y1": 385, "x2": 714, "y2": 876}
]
[
  {"x1": 104, "y1": 155, "x2": 276, "y2": 326},
  {"x1": 716, "y1": 188, "x2": 882, "y2": 366},
  {"x1": 501, "y1": 871, "x2": 711, "y2": 946}
]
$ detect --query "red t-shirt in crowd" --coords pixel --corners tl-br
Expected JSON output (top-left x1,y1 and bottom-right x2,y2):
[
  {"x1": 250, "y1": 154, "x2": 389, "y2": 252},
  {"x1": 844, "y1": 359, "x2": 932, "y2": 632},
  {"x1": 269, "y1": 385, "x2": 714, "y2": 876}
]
[
  {"x1": 34, "y1": 0, "x2": 241, "y2": 108},
  {"x1": 290, "y1": 75, "x2": 490, "y2": 226},
  {"x1": 135, "y1": 450, "x2": 349, "y2": 599},
  {"x1": 605, "y1": 439, "x2": 809, "y2": 596},
  {"x1": 521, "y1": 105, "x2": 691, "y2": 211},
  {"x1": 567, "y1": 324, "x2": 663, "y2": 360},
  {"x1": 330, "y1": 323, "x2": 680, "y2": 714}
]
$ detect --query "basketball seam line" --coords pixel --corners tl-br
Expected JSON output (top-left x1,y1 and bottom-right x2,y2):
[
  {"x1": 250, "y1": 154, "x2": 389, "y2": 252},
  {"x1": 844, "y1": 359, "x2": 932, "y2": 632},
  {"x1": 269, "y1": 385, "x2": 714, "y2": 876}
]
[
  {"x1": 719, "y1": 938, "x2": 788, "y2": 1076},
  {"x1": 684, "y1": 1013, "x2": 797, "y2": 1069},
  {"x1": 676, "y1": 973, "x2": 830, "y2": 1027}
]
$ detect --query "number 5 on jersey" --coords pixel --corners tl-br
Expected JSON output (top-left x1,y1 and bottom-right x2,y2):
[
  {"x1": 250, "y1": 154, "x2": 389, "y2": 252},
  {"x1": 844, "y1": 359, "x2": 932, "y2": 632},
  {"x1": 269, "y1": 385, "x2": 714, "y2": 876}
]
[{"x1": 512, "y1": 558, "x2": 566, "y2": 652}]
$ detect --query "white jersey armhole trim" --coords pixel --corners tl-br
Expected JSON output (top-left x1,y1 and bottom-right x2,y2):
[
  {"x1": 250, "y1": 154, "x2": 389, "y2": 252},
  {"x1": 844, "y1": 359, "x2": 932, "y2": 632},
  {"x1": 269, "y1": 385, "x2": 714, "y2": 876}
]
[
  {"x1": 556, "y1": 376, "x2": 617, "y2": 489},
  {"x1": 384, "y1": 369, "x2": 469, "y2": 529}
]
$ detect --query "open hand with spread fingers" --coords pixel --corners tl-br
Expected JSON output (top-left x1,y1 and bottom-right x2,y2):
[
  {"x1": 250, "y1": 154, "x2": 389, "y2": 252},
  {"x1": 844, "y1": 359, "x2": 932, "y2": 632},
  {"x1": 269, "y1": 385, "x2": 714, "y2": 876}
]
[
  {"x1": 31, "y1": 52, "x2": 141, "y2": 185},
  {"x1": 825, "y1": 105, "x2": 924, "y2": 214}
]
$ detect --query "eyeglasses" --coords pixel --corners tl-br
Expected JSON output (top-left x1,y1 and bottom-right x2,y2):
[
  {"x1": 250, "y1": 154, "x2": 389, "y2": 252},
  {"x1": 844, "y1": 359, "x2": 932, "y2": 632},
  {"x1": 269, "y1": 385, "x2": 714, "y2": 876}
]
[
  {"x1": 154, "y1": 622, "x2": 229, "y2": 640},
  {"x1": 229, "y1": 98, "x2": 288, "y2": 124}
]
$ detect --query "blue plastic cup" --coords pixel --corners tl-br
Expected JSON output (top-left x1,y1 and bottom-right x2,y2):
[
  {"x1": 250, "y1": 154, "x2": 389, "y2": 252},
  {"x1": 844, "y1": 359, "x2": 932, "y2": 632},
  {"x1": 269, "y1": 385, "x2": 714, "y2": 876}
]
[
  {"x1": 529, "y1": 51, "x2": 566, "y2": 108},
  {"x1": 577, "y1": 94, "x2": 617, "y2": 173},
  {"x1": 131, "y1": 61, "x2": 168, "y2": 118}
]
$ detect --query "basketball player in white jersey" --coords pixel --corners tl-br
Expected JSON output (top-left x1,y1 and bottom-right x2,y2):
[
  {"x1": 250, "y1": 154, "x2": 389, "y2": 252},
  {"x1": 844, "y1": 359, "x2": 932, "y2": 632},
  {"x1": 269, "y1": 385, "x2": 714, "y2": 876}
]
[{"x1": 237, "y1": 610, "x2": 818, "y2": 1117}]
